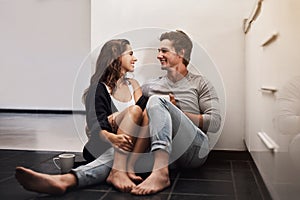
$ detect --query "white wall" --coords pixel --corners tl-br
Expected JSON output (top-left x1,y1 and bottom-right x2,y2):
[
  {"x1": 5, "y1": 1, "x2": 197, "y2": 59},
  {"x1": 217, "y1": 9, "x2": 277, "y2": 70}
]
[
  {"x1": 0, "y1": 0, "x2": 91, "y2": 110},
  {"x1": 91, "y1": 0, "x2": 254, "y2": 150},
  {"x1": 0, "y1": 0, "x2": 255, "y2": 150}
]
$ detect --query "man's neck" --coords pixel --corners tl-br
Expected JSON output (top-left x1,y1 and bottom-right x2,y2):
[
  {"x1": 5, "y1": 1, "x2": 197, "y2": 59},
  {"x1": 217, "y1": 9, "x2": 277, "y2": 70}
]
[{"x1": 166, "y1": 65, "x2": 188, "y2": 82}]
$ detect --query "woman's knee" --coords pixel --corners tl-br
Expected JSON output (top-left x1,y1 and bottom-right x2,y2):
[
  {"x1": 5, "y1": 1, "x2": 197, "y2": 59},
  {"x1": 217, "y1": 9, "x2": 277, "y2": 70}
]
[
  {"x1": 128, "y1": 105, "x2": 143, "y2": 119},
  {"x1": 142, "y1": 110, "x2": 149, "y2": 123}
]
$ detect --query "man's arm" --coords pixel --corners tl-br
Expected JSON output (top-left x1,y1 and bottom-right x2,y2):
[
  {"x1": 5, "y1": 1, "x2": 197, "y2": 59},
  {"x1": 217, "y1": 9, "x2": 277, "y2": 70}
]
[
  {"x1": 197, "y1": 78, "x2": 221, "y2": 133},
  {"x1": 169, "y1": 93, "x2": 204, "y2": 129},
  {"x1": 183, "y1": 112, "x2": 204, "y2": 129}
]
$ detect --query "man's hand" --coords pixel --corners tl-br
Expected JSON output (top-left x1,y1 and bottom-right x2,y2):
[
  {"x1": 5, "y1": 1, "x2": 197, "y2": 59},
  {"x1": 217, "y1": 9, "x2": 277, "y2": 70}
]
[{"x1": 169, "y1": 93, "x2": 176, "y2": 106}]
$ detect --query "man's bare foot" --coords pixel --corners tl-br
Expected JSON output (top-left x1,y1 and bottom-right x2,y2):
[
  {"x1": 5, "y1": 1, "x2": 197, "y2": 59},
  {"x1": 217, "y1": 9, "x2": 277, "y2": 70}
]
[
  {"x1": 106, "y1": 169, "x2": 136, "y2": 192},
  {"x1": 15, "y1": 166, "x2": 75, "y2": 195},
  {"x1": 127, "y1": 171, "x2": 143, "y2": 183},
  {"x1": 131, "y1": 168, "x2": 170, "y2": 195}
]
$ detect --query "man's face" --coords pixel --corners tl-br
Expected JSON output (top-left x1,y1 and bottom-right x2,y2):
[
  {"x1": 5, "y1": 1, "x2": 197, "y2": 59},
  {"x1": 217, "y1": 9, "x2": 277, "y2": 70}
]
[{"x1": 157, "y1": 39, "x2": 181, "y2": 70}]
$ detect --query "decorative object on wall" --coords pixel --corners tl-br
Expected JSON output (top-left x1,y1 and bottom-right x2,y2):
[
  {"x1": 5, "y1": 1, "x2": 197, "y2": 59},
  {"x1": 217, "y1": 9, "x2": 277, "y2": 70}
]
[
  {"x1": 243, "y1": 0, "x2": 264, "y2": 34},
  {"x1": 260, "y1": 86, "x2": 278, "y2": 94},
  {"x1": 261, "y1": 32, "x2": 279, "y2": 47}
]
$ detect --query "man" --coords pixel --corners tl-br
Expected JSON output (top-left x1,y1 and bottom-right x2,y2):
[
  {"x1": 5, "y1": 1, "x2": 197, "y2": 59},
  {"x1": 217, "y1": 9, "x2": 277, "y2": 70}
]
[
  {"x1": 130, "y1": 30, "x2": 221, "y2": 195},
  {"x1": 14, "y1": 30, "x2": 221, "y2": 196}
]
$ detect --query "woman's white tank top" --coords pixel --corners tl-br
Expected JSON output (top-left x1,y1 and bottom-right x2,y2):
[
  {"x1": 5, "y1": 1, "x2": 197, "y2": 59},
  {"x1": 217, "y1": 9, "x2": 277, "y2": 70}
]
[{"x1": 108, "y1": 83, "x2": 135, "y2": 112}]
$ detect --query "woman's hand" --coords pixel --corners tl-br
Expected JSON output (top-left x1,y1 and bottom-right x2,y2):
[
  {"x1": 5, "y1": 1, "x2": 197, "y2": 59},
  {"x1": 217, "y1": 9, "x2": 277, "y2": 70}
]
[
  {"x1": 108, "y1": 112, "x2": 120, "y2": 132},
  {"x1": 109, "y1": 134, "x2": 134, "y2": 152}
]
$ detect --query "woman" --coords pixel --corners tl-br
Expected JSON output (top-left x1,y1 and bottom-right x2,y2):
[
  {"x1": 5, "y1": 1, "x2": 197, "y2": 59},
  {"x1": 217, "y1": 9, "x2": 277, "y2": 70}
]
[
  {"x1": 83, "y1": 39, "x2": 144, "y2": 160},
  {"x1": 83, "y1": 39, "x2": 149, "y2": 191},
  {"x1": 15, "y1": 39, "x2": 149, "y2": 195}
]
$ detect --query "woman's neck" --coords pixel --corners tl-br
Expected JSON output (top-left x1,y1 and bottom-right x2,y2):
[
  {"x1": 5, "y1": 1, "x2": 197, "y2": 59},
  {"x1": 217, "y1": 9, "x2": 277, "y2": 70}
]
[{"x1": 116, "y1": 75, "x2": 128, "y2": 87}]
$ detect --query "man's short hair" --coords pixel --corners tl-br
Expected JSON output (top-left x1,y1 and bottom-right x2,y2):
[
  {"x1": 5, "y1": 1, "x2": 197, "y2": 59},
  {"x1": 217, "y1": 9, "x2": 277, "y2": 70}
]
[{"x1": 159, "y1": 30, "x2": 193, "y2": 66}]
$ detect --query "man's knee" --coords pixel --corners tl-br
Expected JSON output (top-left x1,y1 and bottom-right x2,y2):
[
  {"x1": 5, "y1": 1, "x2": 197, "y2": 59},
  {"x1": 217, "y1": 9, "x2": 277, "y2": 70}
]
[{"x1": 146, "y1": 95, "x2": 164, "y2": 110}]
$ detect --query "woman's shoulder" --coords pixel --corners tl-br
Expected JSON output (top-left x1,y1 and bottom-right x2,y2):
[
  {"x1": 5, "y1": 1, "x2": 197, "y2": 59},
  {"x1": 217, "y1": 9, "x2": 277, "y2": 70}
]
[
  {"x1": 89, "y1": 82, "x2": 110, "y2": 96},
  {"x1": 128, "y1": 78, "x2": 140, "y2": 88}
]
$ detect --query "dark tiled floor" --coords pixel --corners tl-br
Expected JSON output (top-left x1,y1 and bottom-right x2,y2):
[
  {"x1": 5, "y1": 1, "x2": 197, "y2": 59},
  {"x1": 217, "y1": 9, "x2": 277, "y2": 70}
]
[{"x1": 0, "y1": 149, "x2": 272, "y2": 200}]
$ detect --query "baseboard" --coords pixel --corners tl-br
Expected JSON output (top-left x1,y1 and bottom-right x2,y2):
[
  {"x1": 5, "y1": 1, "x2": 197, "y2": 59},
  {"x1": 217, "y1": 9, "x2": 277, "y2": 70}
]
[
  {"x1": 0, "y1": 109, "x2": 85, "y2": 115},
  {"x1": 209, "y1": 149, "x2": 252, "y2": 161}
]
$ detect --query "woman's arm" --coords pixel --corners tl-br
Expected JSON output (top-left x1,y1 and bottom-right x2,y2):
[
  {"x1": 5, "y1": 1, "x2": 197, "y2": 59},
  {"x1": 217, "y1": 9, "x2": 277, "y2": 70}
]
[
  {"x1": 100, "y1": 129, "x2": 133, "y2": 152},
  {"x1": 94, "y1": 83, "x2": 134, "y2": 151},
  {"x1": 129, "y1": 79, "x2": 142, "y2": 102},
  {"x1": 94, "y1": 83, "x2": 114, "y2": 132}
]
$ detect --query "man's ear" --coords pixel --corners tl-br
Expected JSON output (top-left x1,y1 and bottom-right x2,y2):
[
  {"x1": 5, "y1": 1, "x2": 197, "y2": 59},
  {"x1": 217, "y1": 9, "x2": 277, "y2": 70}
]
[{"x1": 178, "y1": 49, "x2": 185, "y2": 58}]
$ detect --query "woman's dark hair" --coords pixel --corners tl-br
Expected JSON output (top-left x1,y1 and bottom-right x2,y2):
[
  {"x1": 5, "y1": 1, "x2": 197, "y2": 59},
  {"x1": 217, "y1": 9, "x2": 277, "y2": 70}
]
[
  {"x1": 82, "y1": 39, "x2": 130, "y2": 102},
  {"x1": 93, "y1": 39, "x2": 130, "y2": 90}
]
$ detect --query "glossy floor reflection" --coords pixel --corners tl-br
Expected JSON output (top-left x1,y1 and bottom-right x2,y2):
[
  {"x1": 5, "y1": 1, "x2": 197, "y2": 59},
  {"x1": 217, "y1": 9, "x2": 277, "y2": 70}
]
[
  {"x1": 0, "y1": 113, "x2": 86, "y2": 152},
  {"x1": 0, "y1": 113, "x2": 273, "y2": 200}
]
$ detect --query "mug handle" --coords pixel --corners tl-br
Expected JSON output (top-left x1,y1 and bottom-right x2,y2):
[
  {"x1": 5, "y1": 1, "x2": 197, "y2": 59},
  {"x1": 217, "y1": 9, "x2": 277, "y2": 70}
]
[{"x1": 53, "y1": 157, "x2": 61, "y2": 170}]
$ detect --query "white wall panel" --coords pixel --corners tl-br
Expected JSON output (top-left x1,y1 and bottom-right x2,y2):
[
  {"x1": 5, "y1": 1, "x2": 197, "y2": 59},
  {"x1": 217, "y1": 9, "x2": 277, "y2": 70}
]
[
  {"x1": 0, "y1": 0, "x2": 91, "y2": 110},
  {"x1": 92, "y1": 0, "x2": 254, "y2": 150}
]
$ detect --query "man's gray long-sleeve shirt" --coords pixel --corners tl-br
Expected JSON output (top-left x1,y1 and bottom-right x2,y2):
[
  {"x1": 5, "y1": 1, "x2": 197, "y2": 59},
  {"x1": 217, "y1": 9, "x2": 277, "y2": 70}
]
[{"x1": 142, "y1": 71, "x2": 221, "y2": 133}]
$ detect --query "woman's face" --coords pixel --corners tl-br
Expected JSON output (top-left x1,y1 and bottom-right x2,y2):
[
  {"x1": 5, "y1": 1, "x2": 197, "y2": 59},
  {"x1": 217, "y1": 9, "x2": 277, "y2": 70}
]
[{"x1": 120, "y1": 44, "x2": 137, "y2": 74}]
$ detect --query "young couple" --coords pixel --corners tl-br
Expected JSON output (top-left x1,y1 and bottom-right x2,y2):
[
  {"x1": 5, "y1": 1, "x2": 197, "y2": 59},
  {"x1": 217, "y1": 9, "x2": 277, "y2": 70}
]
[{"x1": 15, "y1": 30, "x2": 221, "y2": 196}]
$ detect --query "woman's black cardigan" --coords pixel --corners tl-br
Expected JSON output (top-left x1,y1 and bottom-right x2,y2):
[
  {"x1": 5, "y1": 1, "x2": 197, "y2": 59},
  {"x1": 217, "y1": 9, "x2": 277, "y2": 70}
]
[{"x1": 83, "y1": 82, "x2": 148, "y2": 160}]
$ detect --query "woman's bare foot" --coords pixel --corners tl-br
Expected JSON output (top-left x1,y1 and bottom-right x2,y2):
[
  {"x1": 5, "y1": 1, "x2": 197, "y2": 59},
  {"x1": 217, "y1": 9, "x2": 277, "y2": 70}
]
[
  {"x1": 131, "y1": 167, "x2": 170, "y2": 195},
  {"x1": 15, "y1": 166, "x2": 76, "y2": 195},
  {"x1": 127, "y1": 156, "x2": 143, "y2": 183},
  {"x1": 127, "y1": 171, "x2": 143, "y2": 183},
  {"x1": 106, "y1": 169, "x2": 136, "y2": 192}
]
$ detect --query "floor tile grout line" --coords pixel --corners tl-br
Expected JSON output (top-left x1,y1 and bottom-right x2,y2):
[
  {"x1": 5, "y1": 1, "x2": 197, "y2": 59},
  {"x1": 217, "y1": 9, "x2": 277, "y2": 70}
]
[
  {"x1": 0, "y1": 176, "x2": 13, "y2": 184},
  {"x1": 248, "y1": 160, "x2": 268, "y2": 200},
  {"x1": 170, "y1": 192, "x2": 235, "y2": 197},
  {"x1": 178, "y1": 178, "x2": 232, "y2": 182},
  {"x1": 80, "y1": 188, "x2": 112, "y2": 193},
  {"x1": 167, "y1": 171, "x2": 181, "y2": 200},
  {"x1": 230, "y1": 161, "x2": 238, "y2": 200},
  {"x1": 201, "y1": 168, "x2": 232, "y2": 171},
  {"x1": 99, "y1": 187, "x2": 112, "y2": 200},
  {"x1": 33, "y1": 153, "x2": 62, "y2": 167}
]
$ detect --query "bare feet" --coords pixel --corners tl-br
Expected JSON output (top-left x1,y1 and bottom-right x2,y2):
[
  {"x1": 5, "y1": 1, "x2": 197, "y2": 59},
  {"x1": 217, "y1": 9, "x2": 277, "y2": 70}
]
[
  {"x1": 131, "y1": 168, "x2": 170, "y2": 195},
  {"x1": 15, "y1": 166, "x2": 76, "y2": 195},
  {"x1": 106, "y1": 169, "x2": 136, "y2": 192},
  {"x1": 127, "y1": 171, "x2": 143, "y2": 183}
]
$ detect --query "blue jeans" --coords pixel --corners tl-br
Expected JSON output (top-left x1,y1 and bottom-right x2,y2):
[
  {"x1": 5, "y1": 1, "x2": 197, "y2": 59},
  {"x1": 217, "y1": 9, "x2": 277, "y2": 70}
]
[
  {"x1": 147, "y1": 95, "x2": 209, "y2": 168},
  {"x1": 71, "y1": 147, "x2": 113, "y2": 188},
  {"x1": 72, "y1": 95, "x2": 209, "y2": 188}
]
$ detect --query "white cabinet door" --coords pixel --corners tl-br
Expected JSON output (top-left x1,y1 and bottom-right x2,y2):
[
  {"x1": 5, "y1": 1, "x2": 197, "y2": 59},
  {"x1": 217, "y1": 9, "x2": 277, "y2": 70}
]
[{"x1": 245, "y1": 0, "x2": 300, "y2": 199}]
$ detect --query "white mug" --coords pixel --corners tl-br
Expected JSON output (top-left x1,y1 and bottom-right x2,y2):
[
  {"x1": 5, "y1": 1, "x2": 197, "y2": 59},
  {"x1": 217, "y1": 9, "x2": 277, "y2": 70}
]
[{"x1": 53, "y1": 153, "x2": 75, "y2": 174}]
